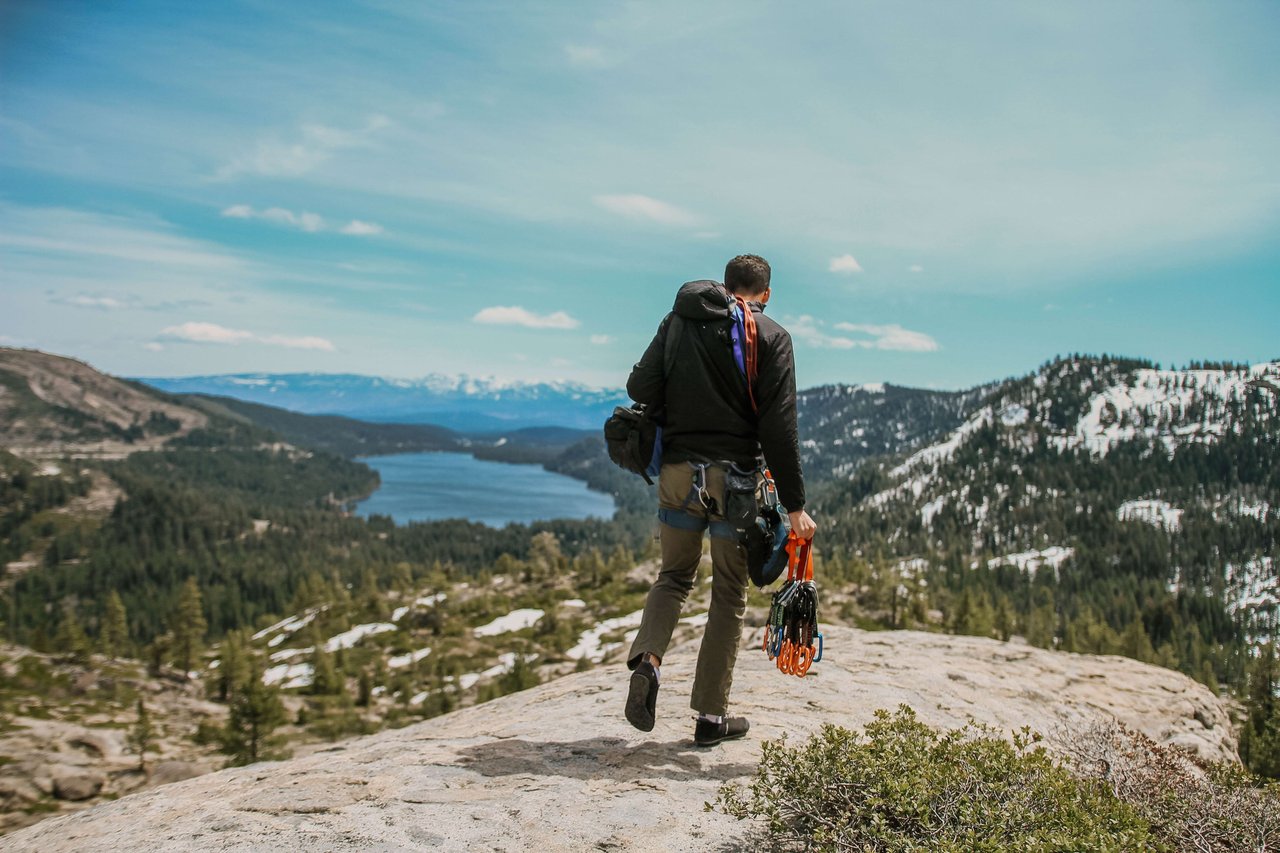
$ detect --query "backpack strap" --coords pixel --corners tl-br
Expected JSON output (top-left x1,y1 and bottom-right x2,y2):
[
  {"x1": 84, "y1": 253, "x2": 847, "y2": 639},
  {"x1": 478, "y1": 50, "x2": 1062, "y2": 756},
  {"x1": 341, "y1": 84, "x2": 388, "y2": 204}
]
[
  {"x1": 730, "y1": 295, "x2": 759, "y2": 413},
  {"x1": 663, "y1": 313, "x2": 684, "y2": 378}
]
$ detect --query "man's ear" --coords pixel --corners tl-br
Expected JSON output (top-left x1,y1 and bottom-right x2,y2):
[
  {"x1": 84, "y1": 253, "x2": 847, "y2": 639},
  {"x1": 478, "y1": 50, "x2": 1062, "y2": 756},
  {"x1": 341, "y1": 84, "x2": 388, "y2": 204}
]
[{"x1": 758, "y1": 287, "x2": 771, "y2": 305}]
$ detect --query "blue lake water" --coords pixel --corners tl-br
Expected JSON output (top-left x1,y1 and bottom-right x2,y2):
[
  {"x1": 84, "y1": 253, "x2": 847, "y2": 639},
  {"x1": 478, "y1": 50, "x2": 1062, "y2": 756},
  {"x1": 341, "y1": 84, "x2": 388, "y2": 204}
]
[{"x1": 353, "y1": 452, "x2": 616, "y2": 527}]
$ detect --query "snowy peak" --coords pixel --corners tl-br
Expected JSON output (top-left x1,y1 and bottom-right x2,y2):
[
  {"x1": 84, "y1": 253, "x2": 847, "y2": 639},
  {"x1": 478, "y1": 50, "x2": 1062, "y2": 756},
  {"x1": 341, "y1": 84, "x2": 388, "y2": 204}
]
[{"x1": 135, "y1": 372, "x2": 628, "y2": 431}]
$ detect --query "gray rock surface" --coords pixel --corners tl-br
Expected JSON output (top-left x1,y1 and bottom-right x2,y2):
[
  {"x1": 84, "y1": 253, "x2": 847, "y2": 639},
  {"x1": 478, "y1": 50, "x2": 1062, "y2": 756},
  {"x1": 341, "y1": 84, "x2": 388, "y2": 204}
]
[{"x1": 1, "y1": 626, "x2": 1236, "y2": 851}]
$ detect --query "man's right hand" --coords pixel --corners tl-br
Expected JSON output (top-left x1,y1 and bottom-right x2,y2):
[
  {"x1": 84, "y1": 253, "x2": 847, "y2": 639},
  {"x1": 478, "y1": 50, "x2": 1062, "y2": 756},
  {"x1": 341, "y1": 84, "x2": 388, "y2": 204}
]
[{"x1": 788, "y1": 509, "x2": 817, "y2": 540}]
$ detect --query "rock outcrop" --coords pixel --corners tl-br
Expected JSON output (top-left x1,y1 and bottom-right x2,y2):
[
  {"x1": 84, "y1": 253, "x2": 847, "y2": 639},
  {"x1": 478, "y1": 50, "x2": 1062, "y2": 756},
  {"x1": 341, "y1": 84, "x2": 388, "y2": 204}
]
[{"x1": 2, "y1": 626, "x2": 1235, "y2": 851}]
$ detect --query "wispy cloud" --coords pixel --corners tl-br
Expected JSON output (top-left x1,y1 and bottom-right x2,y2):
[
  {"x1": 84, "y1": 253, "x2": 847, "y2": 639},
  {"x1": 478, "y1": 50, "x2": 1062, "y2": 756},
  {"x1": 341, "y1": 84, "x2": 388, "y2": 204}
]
[
  {"x1": 160, "y1": 321, "x2": 254, "y2": 345},
  {"x1": 472, "y1": 306, "x2": 580, "y2": 330},
  {"x1": 52, "y1": 293, "x2": 128, "y2": 310},
  {"x1": 829, "y1": 254, "x2": 864, "y2": 274},
  {"x1": 158, "y1": 321, "x2": 335, "y2": 350},
  {"x1": 222, "y1": 205, "x2": 381, "y2": 236},
  {"x1": 786, "y1": 316, "x2": 939, "y2": 352},
  {"x1": 834, "y1": 322, "x2": 939, "y2": 352},
  {"x1": 589, "y1": 334, "x2": 612, "y2": 345},
  {"x1": 788, "y1": 316, "x2": 859, "y2": 350},
  {"x1": 564, "y1": 44, "x2": 607, "y2": 67},
  {"x1": 908, "y1": 264, "x2": 924, "y2": 273},
  {"x1": 215, "y1": 115, "x2": 391, "y2": 180},
  {"x1": 259, "y1": 334, "x2": 337, "y2": 351},
  {"x1": 593, "y1": 194, "x2": 699, "y2": 227},
  {"x1": 339, "y1": 219, "x2": 384, "y2": 236}
]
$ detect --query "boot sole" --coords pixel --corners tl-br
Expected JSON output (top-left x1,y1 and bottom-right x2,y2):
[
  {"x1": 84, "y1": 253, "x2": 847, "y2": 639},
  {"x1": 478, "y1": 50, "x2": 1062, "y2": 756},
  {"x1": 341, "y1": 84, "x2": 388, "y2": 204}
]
[
  {"x1": 695, "y1": 719, "x2": 750, "y2": 747},
  {"x1": 625, "y1": 669, "x2": 657, "y2": 732}
]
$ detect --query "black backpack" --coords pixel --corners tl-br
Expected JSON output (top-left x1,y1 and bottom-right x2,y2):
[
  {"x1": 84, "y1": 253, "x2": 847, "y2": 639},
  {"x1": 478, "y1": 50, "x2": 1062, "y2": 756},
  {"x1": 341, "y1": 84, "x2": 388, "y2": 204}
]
[{"x1": 602, "y1": 315, "x2": 685, "y2": 484}]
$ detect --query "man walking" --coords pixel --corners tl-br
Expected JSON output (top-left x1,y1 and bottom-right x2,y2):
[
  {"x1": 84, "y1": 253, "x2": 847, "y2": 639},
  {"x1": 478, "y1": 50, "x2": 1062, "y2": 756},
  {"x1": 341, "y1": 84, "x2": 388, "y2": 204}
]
[{"x1": 624, "y1": 254, "x2": 816, "y2": 746}]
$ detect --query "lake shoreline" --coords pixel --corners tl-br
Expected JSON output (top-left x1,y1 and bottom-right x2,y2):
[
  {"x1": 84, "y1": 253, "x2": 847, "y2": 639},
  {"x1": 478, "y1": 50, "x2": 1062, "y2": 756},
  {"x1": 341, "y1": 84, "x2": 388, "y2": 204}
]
[{"x1": 352, "y1": 451, "x2": 617, "y2": 528}]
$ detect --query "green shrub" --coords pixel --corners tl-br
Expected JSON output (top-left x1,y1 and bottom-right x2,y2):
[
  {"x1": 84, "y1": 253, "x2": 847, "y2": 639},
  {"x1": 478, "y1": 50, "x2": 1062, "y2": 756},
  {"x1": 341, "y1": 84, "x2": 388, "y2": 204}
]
[
  {"x1": 1055, "y1": 719, "x2": 1280, "y2": 851},
  {"x1": 714, "y1": 706, "x2": 1154, "y2": 852}
]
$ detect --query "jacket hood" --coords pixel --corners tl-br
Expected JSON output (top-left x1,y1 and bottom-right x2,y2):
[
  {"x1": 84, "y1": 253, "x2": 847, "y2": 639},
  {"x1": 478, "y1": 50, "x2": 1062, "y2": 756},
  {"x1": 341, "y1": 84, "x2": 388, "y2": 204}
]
[{"x1": 672, "y1": 280, "x2": 764, "y2": 321}]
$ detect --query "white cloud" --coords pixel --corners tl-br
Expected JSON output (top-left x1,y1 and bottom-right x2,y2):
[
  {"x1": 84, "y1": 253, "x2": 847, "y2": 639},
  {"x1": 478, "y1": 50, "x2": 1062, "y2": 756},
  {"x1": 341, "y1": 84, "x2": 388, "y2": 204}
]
[
  {"x1": 786, "y1": 316, "x2": 939, "y2": 352},
  {"x1": 829, "y1": 254, "x2": 864, "y2": 274},
  {"x1": 589, "y1": 334, "x2": 612, "y2": 345},
  {"x1": 472, "y1": 306, "x2": 580, "y2": 330},
  {"x1": 216, "y1": 115, "x2": 391, "y2": 180},
  {"x1": 340, "y1": 219, "x2": 384, "y2": 236},
  {"x1": 160, "y1": 321, "x2": 254, "y2": 345},
  {"x1": 143, "y1": 342, "x2": 164, "y2": 352},
  {"x1": 158, "y1": 322, "x2": 335, "y2": 350},
  {"x1": 259, "y1": 334, "x2": 337, "y2": 351},
  {"x1": 909, "y1": 264, "x2": 924, "y2": 273},
  {"x1": 223, "y1": 206, "x2": 382, "y2": 236},
  {"x1": 833, "y1": 322, "x2": 940, "y2": 352},
  {"x1": 593, "y1": 194, "x2": 699, "y2": 227},
  {"x1": 221, "y1": 205, "x2": 324, "y2": 232},
  {"x1": 787, "y1": 315, "x2": 859, "y2": 350},
  {"x1": 565, "y1": 44, "x2": 607, "y2": 67},
  {"x1": 56, "y1": 294, "x2": 126, "y2": 310}
]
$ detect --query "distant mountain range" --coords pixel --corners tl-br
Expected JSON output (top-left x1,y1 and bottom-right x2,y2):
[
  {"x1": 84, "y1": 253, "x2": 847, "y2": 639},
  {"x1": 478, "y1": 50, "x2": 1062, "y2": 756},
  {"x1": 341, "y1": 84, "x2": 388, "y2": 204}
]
[{"x1": 135, "y1": 373, "x2": 628, "y2": 431}]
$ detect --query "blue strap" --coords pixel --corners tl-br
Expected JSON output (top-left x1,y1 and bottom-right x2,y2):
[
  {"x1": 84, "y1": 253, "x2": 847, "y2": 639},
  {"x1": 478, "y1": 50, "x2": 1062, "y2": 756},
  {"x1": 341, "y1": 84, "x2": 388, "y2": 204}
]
[
  {"x1": 708, "y1": 520, "x2": 738, "y2": 541},
  {"x1": 657, "y1": 507, "x2": 707, "y2": 532},
  {"x1": 657, "y1": 508, "x2": 738, "y2": 541}
]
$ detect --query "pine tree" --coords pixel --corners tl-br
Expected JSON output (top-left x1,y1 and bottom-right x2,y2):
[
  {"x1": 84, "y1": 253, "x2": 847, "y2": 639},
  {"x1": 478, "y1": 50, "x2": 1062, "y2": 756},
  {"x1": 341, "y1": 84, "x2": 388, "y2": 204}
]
[
  {"x1": 54, "y1": 603, "x2": 91, "y2": 664},
  {"x1": 1120, "y1": 617, "x2": 1156, "y2": 663},
  {"x1": 211, "y1": 629, "x2": 250, "y2": 703},
  {"x1": 309, "y1": 643, "x2": 342, "y2": 696},
  {"x1": 993, "y1": 596, "x2": 1015, "y2": 642},
  {"x1": 100, "y1": 591, "x2": 130, "y2": 660},
  {"x1": 127, "y1": 698, "x2": 154, "y2": 773},
  {"x1": 223, "y1": 662, "x2": 288, "y2": 767},
  {"x1": 1241, "y1": 644, "x2": 1280, "y2": 778},
  {"x1": 171, "y1": 577, "x2": 207, "y2": 675}
]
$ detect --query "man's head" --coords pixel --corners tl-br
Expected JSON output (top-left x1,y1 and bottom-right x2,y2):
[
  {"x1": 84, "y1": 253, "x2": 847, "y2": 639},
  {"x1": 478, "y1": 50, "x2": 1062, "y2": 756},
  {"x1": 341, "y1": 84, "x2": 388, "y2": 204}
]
[{"x1": 724, "y1": 254, "x2": 771, "y2": 300}]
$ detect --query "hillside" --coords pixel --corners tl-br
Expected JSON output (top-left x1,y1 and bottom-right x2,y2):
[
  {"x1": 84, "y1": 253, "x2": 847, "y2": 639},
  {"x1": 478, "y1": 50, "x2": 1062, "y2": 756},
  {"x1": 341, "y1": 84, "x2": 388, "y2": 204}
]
[
  {"x1": 0, "y1": 626, "x2": 1237, "y2": 852},
  {"x1": 812, "y1": 357, "x2": 1280, "y2": 693},
  {"x1": 0, "y1": 349, "x2": 210, "y2": 458}
]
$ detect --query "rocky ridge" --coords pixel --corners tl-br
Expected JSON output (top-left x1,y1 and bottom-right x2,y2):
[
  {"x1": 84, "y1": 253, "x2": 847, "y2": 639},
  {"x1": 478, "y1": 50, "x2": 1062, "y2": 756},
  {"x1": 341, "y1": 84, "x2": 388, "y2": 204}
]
[{"x1": 2, "y1": 626, "x2": 1235, "y2": 852}]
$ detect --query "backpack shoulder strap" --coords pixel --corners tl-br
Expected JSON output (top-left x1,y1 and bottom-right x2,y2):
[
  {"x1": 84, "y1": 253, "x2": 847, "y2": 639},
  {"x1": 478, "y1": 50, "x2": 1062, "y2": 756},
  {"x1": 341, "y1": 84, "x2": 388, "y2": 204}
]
[{"x1": 663, "y1": 313, "x2": 684, "y2": 377}]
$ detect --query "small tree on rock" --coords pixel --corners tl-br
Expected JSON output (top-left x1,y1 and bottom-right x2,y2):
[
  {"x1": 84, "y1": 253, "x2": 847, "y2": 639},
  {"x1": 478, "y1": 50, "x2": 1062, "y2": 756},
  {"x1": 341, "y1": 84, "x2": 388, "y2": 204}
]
[
  {"x1": 222, "y1": 662, "x2": 288, "y2": 767},
  {"x1": 171, "y1": 577, "x2": 207, "y2": 676},
  {"x1": 128, "y1": 697, "x2": 154, "y2": 773}
]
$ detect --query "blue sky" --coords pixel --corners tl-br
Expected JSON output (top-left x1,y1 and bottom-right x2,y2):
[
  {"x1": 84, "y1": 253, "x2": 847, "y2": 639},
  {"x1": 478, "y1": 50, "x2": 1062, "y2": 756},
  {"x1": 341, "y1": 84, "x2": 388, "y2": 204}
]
[{"x1": 2, "y1": 1, "x2": 1277, "y2": 391}]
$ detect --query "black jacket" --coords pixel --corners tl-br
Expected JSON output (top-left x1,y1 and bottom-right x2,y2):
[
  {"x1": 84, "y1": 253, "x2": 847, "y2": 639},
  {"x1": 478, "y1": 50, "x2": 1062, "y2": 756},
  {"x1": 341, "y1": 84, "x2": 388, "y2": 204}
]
[{"x1": 627, "y1": 280, "x2": 806, "y2": 511}]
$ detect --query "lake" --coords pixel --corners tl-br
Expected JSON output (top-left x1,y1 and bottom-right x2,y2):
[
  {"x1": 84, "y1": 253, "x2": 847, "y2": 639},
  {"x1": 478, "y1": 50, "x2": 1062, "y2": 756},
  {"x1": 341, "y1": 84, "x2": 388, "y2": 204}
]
[{"x1": 353, "y1": 452, "x2": 616, "y2": 527}]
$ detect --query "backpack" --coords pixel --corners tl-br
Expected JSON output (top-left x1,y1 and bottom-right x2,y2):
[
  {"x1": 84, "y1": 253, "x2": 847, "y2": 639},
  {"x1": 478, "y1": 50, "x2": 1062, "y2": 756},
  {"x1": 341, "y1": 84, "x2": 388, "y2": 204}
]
[
  {"x1": 603, "y1": 315, "x2": 684, "y2": 484},
  {"x1": 603, "y1": 289, "x2": 758, "y2": 483}
]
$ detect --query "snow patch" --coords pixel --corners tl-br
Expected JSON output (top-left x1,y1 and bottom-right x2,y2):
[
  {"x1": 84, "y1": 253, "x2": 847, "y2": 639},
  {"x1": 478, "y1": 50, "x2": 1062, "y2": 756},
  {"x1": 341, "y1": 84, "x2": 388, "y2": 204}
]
[
  {"x1": 988, "y1": 547, "x2": 1075, "y2": 578},
  {"x1": 324, "y1": 622, "x2": 396, "y2": 652},
  {"x1": 388, "y1": 647, "x2": 432, "y2": 669},
  {"x1": 565, "y1": 609, "x2": 645, "y2": 663},
  {"x1": 473, "y1": 608, "x2": 545, "y2": 637},
  {"x1": 1118, "y1": 499, "x2": 1183, "y2": 532}
]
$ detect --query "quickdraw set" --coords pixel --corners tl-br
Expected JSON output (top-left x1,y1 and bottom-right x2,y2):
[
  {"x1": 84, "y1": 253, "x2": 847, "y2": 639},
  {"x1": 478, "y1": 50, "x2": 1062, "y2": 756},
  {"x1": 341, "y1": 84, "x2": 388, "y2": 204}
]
[{"x1": 762, "y1": 532, "x2": 823, "y2": 677}]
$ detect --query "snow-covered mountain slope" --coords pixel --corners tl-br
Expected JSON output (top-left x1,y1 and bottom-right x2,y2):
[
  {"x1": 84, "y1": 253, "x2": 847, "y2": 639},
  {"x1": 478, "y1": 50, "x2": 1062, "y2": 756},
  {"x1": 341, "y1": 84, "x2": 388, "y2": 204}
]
[
  {"x1": 796, "y1": 381, "x2": 993, "y2": 481},
  {"x1": 819, "y1": 356, "x2": 1280, "y2": 643},
  {"x1": 136, "y1": 373, "x2": 628, "y2": 431}
]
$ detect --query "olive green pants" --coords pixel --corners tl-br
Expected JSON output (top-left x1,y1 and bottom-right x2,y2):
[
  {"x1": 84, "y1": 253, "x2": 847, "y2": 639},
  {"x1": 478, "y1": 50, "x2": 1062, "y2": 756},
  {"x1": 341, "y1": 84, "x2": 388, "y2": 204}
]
[{"x1": 627, "y1": 462, "x2": 749, "y2": 717}]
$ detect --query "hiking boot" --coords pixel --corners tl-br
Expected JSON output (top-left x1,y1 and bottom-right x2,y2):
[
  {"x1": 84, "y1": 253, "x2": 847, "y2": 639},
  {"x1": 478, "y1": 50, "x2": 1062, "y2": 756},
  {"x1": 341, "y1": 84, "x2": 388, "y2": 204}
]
[
  {"x1": 625, "y1": 660, "x2": 659, "y2": 732},
  {"x1": 694, "y1": 716, "x2": 750, "y2": 747}
]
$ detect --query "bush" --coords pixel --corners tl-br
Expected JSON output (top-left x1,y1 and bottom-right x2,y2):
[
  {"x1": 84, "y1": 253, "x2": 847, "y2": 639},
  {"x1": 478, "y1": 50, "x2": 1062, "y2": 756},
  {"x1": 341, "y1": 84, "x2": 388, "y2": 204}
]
[
  {"x1": 714, "y1": 705, "x2": 1154, "y2": 852},
  {"x1": 1054, "y1": 719, "x2": 1280, "y2": 851}
]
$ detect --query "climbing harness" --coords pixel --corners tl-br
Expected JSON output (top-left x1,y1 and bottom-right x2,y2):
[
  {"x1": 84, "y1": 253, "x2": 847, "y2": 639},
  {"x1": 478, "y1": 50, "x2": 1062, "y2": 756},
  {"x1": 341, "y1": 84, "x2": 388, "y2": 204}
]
[{"x1": 762, "y1": 532, "x2": 823, "y2": 677}]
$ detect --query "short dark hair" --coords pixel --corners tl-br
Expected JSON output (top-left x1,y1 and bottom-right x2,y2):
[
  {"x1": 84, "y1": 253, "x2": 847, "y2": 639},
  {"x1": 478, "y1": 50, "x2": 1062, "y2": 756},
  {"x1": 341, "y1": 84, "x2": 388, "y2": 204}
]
[{"x1": 724, "y1": 254, "x2": 771, "y2": 296}]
